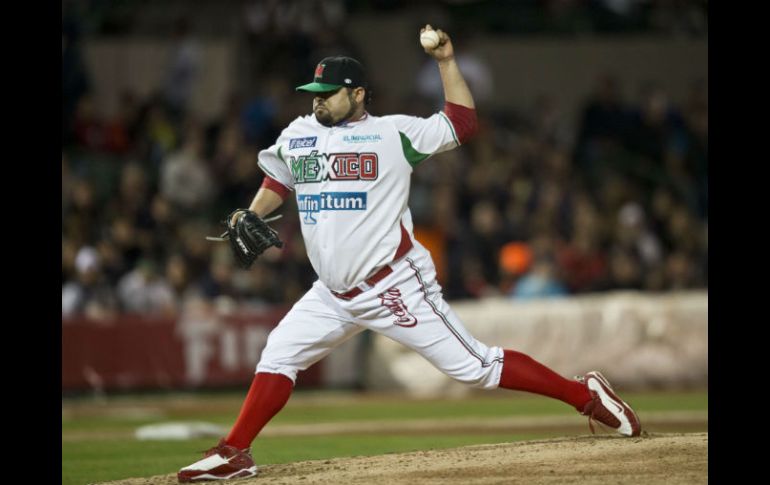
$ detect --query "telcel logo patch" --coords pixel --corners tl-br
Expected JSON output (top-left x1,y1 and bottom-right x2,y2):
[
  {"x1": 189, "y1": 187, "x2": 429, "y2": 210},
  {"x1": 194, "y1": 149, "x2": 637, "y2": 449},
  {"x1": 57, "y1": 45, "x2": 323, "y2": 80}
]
[
  {"x1": 297, "y1": 192, "x2": 367, "y2": 225},
  {"x1": 289, "y1": 137, "x2": 317, "y2": 150}
]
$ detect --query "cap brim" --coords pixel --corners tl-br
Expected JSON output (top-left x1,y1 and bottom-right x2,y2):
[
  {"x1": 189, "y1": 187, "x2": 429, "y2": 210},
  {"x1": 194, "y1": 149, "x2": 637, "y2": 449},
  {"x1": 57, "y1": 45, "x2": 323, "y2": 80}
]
[{"x1": 295, "y1": 82, "x2": 343, "y2": 92}]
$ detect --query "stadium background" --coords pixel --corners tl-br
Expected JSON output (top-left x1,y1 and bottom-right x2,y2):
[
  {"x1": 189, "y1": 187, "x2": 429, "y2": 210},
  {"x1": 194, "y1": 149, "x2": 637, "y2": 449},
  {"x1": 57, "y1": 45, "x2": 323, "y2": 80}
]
[{"x1": 61, "y1": 1, "x2": 707, "y2": 484}]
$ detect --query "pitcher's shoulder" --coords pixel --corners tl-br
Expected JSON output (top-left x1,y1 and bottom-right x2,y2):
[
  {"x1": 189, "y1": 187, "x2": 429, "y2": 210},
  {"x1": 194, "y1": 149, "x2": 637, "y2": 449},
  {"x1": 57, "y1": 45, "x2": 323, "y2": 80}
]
[
  {"x1": 285, "y1": 115, "x2": 317, "y2": 132},
  {"x1": 275, "y1": 116, "x2": 321, "y2": 146}
]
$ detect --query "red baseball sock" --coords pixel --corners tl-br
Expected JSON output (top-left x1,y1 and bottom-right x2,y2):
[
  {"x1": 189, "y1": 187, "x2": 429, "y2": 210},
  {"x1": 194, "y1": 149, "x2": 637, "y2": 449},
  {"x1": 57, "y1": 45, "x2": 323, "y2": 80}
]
[
  {"x1": 225, "y1": 372, "x2": 294, "y2": 450},
  {"x1": 498, "y1": 349, "x2": 591, "y2": 411}
]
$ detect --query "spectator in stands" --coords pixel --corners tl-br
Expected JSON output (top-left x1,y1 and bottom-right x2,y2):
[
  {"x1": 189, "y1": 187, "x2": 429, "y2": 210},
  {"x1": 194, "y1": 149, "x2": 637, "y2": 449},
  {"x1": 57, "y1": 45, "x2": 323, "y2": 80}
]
[
  {"x1": 509, "y1": 233, "x2": 568, "y2": 300},
  {"x1": 103, "y1": 90, "x2": 140, "y2": 155},
  {"x1": 666, "y1": 202, "x2": 703, "y2": 255},
  {"x1": 498, "y1": 242, "x2": 533, "y2": 294},
  {"x1": 605, "y1": 247, "x2": 644, "y2": 290},
  {"x1": 106, "y1": 162, "x2": 161, "y2": 258},
  {"x1": 458, "y1": 253, "x2": 497, "y2": 299},
  {"x1": 117, "y1": 258, "x2": 177, "y2": 315},
  {"x1": 510, "y1": 255, "x2": 568, "y2": 300},
  {"x1": 141, "y1": 99, "x2": 178, "y2": 167},
  {"x1": 664, "y1": 250, "x2": 699, "y2": 290},
  {"x1": 210, "y1": 117, "x2": 243, "y2": 182},
  {"x1": 527, "y1": 178, "x2": 572, "y2": 241},
  {"x1": 530, "y1": 94, "x2": 571, "y2": 148},
  {"x1": 240, "y1": 77, "x2": 290, "y2": 146},
  {"x1": 109, "y1": 216, "x2": 144, "y2": 273},
  {"x1": 63, "y1": 178, "x2": 100, "y2": 244},
  {"x1": 96, "y1": 239, "x2": 128, "y2": 287},
  {"x1": 612, "y1": 201, "x2": 668, "y2": 290},
  {"x1": 197, "y1": 246, "x2": 238, "y2": 301},
  {"x1": 614, "y1": 201, "x2": 663, "y2": 269},
  {"x1": 467, "y1": 199, "x2": 508, "y2": 289},
  {"x1": 649, "y1": 187, "x2": 677, "y2": 248},
  {"x1": 574, "y1": 74, "x2": 629, "y2": 186},
  {"x1": 556, "y1": 230, "x2": 608, "y2": 294},
  {"x1": 215, "y1": 146, "x2": 264, "y2": 216},
  {"x1": 624, "y1": 83, "x2": 686, "y2": 175},
  {"x1": 160, "y1": 121, "x2": 217, "y2": 216},
  {"x1": 62, "y1": 246, "x2": 119, "y2": 319},
  {"x1": 663, "y1": 203, "x2": 707, "y2": 288},
  {"x1": 72, "y1": 95, "x2": 105, "y2": 151},
  {"x1": 62, "y1": 238, "x2": 79, "y2": 285},
  {"x1": 233, "y1": 259, "x2": 283, "y2": 306},
  {"x1": 178, "y1": 222, "x2": 215, "y2": 282},
  {"x1": 108, "y1": 162, "x2": 151, "y2": 220},
  {"x1": 502, "y1": 177, "x2": 535, "y2": 243}
]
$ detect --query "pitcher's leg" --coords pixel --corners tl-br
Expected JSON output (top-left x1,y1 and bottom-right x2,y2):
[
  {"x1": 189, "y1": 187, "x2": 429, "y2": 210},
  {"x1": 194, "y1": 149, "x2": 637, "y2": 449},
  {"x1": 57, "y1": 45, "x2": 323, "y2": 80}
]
[
  {"x1": 367, "y1": 252, "x2": 592, "y2": 407},
  {"x1": 225, "y1": 372, "x2": 293, "y2": 449},
  {"x1": 179, "y1": 283, "x2": 363, "y2": 482},
  {"x1": 420, "y1": 298, "x2": 639, "y2": 436},
  {"x1": 499, "y1": 349, "x2": 591, "y2": 410},
  {"x1": 364, "y1": 250, "x2": 638, "y2": 436},
  {"x1": 226, "y1": 282, "x2": 362, "y2": 448}
]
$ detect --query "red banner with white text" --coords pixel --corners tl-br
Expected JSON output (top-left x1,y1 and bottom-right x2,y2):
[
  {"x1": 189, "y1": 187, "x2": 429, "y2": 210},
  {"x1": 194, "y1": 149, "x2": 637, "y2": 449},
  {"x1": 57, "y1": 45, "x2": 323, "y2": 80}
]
[{"x1": 61, "y1": 308, "x2": 324, "y2": 392}]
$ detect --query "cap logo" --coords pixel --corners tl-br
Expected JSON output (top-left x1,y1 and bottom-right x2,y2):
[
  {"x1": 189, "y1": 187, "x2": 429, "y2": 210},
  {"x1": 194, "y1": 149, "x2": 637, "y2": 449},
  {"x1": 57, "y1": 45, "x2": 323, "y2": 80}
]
[
  {"x1": 344, "y1": 78, "x2": 352, "y2": 84},
  {"x1": 315, "y1": 63, "x2": 325, "y2": 79}
]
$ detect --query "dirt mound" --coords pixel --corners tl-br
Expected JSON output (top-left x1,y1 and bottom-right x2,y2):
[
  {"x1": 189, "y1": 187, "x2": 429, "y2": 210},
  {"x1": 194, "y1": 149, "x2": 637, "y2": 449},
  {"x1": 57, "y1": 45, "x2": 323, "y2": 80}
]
[{"x1": 97, "y1": 432, "x2": 707, "y2": 485}]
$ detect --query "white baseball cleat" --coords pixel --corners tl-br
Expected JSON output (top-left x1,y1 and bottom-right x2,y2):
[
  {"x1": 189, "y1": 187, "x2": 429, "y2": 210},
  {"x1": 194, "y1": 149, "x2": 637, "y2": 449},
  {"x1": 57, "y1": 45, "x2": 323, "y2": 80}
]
[
  {"x1": 577, "y1": 371, "x2": 642, "y2": 437},
  {"x1": 177, "y1": 439, "x2": 258, "y2": 482}
]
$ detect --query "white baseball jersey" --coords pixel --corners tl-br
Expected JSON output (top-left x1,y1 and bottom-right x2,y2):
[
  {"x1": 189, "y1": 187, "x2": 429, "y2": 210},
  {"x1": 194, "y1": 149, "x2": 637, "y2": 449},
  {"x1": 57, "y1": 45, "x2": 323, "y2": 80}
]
[
  {"x1": 257, "y1": 111, "x2": 460, "y2": 293},
  {"x1": 254, "y1": 108, "x2": 505, "y2": 390}
]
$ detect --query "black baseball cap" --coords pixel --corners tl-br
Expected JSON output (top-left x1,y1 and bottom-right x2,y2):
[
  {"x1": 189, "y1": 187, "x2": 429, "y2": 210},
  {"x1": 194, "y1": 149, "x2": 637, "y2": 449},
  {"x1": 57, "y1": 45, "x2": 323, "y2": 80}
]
[{"x1": 295, "y1": 56, "x2": 368, "y2": 93}]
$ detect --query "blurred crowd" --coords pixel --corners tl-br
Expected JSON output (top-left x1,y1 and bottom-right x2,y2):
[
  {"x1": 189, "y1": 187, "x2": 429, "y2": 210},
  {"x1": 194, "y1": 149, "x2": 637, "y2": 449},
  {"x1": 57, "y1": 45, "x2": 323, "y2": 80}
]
[
  {"x1": 62, "y1": 2, "x2": 707, "y2": 320},
  {"x1": 407, "y1": 74, "x2": 707, "y2": 301}
]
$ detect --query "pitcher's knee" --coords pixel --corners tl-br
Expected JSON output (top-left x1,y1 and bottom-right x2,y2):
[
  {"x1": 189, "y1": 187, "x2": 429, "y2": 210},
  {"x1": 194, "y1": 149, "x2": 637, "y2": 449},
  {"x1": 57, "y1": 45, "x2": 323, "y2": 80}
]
[
  {"x1": 255, "y1": 350, "x2": 303, "y2": 384},
  {"x1": 443, "y1": 357, "x2": 504, "y2": 390},
  {"x1": 255, "y1": 361, "x2": 299, "y2": 384},
  {"x1": 456, "y1": 366, "x2": 502, "y2": 390},
  {"x1": 442, "y1": 345, "x2": 504, "y2": 390}
]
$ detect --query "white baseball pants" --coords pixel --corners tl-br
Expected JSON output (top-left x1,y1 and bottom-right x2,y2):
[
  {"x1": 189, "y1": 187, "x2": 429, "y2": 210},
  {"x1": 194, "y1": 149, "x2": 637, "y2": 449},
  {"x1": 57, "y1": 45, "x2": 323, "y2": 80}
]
[{"x1": 256, "y1": 242, "x2": 505, "y2": 389}]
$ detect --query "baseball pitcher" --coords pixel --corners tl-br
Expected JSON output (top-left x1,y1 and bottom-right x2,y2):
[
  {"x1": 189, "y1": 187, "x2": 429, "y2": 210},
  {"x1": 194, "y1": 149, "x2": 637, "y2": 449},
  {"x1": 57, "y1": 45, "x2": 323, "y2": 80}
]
[{"x1": 178, "y1": 25, "x2": 641, "y2": 483}]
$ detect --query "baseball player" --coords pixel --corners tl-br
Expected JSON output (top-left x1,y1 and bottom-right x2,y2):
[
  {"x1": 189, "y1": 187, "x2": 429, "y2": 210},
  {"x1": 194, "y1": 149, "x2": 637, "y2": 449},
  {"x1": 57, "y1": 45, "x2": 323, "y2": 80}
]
[{"x1": 178, "y1": 25, "x2": 641, "y2": 483}]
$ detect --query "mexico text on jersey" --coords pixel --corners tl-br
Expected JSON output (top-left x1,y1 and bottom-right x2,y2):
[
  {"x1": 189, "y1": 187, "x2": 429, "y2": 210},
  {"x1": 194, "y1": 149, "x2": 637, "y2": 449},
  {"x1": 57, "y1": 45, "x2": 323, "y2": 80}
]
[{"x1": 289, "y1": 150, "x2": 379, "y2": 183}]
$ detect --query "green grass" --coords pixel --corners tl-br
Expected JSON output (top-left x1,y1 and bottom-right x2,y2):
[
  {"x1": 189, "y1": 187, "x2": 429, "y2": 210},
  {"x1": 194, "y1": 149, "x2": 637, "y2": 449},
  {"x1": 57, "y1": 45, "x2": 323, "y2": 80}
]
[
  {"x1": 62, "y1": 389, "x2": 707, "y2": 485},
  {"x1": 62, "y1": 390, "x2": 707, "y2": 430}
]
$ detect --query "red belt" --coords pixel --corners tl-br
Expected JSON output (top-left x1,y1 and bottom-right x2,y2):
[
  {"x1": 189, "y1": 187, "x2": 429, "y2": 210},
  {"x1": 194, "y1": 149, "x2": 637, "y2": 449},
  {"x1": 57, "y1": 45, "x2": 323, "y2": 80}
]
[
  {"x1": 331, "y1": 265, "x2": 394, "y2": 300},
  {"x1": 331, "y1": 222, "x2": 413, "y2": 301}
]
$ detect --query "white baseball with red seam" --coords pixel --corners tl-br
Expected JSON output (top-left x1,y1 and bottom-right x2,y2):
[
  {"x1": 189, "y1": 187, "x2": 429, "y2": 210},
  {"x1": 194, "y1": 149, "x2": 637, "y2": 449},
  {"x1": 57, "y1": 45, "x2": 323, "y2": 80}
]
[{"x1": 420, "y1": 30, "x2": 440, "y2": 49}]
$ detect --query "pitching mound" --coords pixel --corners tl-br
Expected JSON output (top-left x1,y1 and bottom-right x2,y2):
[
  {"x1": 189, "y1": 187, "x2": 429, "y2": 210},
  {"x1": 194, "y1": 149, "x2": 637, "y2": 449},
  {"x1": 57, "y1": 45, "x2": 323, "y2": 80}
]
[{"x1": 98, "y1": 432, "x2": 707, "y2": 485}]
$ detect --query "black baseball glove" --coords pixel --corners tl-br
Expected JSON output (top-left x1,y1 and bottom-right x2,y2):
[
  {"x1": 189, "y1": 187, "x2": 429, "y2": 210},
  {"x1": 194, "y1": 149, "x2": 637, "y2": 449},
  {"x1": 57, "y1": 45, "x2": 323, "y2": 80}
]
[{"x1": 207, "y1": 209, "x2": 284, "y2": 269}]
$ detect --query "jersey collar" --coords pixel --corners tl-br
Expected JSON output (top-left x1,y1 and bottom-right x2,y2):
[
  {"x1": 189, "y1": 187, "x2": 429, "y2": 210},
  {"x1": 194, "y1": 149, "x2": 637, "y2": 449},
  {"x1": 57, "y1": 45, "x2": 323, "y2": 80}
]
[{"x1": 334, "y1": 111, "x2": 369, "y2": 128}]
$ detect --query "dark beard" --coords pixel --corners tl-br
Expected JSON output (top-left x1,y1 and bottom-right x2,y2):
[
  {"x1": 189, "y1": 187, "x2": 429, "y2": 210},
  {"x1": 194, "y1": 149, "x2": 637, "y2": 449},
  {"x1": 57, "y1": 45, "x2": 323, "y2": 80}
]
[
  {"x1": 315, "y1": 92, "x2": 359, "y2": 127},
  {"x1": 315, "y1": 109, "x2": 334, "y2": 127}
]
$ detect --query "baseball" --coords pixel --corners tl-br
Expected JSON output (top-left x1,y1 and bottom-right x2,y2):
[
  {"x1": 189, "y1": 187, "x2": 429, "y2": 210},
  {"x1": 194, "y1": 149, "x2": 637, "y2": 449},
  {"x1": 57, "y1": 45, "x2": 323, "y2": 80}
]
[{"x1": 420, "y1": 30, "x2": 440, "y2": 49}]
